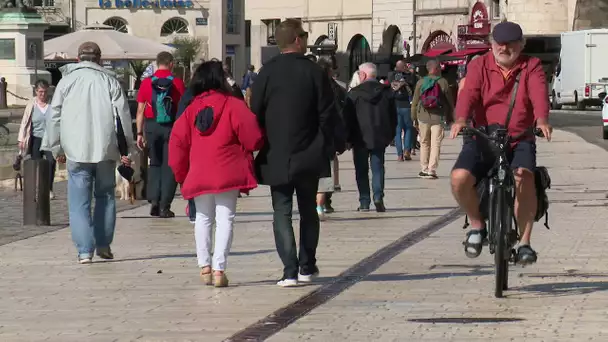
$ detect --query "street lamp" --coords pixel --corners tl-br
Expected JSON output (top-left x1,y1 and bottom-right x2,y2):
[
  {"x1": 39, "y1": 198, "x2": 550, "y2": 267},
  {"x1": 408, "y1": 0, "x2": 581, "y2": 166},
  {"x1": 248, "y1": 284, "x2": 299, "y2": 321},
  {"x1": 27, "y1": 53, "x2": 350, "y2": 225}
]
[{"x1": 29, "y1": 42, "x2": 38, "y2": 96}]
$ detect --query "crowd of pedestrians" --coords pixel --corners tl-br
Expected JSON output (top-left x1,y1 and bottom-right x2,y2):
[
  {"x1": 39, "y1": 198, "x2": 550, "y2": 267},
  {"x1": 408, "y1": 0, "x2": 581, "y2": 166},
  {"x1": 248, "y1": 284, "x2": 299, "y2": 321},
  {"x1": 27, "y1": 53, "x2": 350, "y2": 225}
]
[{"x1": 21, "y1": 19, "x2": 552, "y2": 286}]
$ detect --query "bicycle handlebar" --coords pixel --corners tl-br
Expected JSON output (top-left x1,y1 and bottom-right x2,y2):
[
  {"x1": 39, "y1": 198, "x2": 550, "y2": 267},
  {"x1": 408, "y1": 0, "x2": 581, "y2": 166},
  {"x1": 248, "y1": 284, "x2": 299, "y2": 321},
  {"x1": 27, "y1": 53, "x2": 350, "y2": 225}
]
[{"x1": 459, "y1": 126, "x2": 544, "y2": 143}]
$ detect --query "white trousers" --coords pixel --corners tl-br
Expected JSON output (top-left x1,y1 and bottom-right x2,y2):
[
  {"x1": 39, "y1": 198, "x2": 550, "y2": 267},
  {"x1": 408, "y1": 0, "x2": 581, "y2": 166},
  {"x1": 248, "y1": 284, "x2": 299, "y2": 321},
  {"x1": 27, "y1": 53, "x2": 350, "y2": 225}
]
[{"x1": 193, "y1": 190, "x2": 239, "y2": 271}]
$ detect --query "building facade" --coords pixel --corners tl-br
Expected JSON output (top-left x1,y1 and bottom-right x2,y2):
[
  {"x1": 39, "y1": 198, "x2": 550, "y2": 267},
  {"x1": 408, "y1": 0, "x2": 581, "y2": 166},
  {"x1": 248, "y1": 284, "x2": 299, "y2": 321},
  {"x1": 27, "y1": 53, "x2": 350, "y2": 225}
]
[
  {"x1": 35, "y1": 0, "x2": 247, "y2": 80},
  {"x1": 246, "y1": 0, "x2": 373, "y2": 80}
]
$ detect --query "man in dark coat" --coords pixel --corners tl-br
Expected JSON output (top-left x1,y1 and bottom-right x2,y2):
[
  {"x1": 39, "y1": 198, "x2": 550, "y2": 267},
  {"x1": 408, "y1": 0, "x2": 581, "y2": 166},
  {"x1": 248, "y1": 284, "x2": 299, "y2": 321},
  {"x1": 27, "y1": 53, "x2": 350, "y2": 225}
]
[
  {"x1": 343, "y1": 62, "x2": 397, "y2": 212},
  {"x1": 251, "y1": 19, "x2": 336, "y2": 287}
]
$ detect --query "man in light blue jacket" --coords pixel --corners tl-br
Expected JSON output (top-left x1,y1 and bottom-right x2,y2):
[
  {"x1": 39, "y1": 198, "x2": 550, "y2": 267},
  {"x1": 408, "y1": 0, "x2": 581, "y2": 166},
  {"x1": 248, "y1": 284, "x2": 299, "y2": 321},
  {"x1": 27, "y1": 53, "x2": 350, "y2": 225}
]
[{"x1": 42, "y1": 42, "x2": 134, "y2": 264}]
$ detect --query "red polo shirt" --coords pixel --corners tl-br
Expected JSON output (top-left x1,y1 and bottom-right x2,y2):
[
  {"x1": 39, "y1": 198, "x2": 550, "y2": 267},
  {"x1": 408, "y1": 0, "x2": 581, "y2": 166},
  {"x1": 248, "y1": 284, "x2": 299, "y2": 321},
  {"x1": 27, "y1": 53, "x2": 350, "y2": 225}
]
[
  {"x1": 137, "y1": 69, "x2": 186, "y2": 119},
  {"x1": 455, "y1": 53, "x2": 549, "y2": 137}
]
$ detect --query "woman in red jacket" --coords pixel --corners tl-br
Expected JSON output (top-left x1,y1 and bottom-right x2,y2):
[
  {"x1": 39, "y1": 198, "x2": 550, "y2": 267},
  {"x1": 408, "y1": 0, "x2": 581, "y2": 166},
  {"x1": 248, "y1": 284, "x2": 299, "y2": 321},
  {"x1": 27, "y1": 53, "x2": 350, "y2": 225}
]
[{"x1": 169, "y1": 61, "x2": 264, "y2": 288}]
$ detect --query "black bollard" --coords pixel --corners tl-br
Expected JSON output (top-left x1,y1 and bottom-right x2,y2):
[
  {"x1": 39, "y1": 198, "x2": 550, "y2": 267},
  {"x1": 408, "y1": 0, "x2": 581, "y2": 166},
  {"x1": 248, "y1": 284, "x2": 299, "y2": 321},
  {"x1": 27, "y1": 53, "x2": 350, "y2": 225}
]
[
  {"x1": 22, "y1": 159, "x2": 51, "y2": 226},
  {"x1": 0, "y1": 77, "x2": 6, "y2": 110}
]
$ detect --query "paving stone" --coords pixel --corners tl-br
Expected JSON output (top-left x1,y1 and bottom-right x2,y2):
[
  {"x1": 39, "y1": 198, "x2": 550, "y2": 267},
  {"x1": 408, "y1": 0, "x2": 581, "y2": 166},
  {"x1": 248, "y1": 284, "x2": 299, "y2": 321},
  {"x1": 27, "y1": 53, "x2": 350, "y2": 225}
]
[
  {"x1": 269, "y1": 130, "x2": 608, "y2": 341},
  {"x1": 0, "y1": 130, "x2": 602, "y2": 341}
]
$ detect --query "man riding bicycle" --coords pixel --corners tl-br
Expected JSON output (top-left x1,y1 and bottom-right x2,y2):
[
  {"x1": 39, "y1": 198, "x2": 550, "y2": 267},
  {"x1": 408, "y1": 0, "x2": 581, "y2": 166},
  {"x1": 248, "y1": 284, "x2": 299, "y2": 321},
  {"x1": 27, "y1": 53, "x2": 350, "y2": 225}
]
[{"x1": 449, "y1": 21, "x2": 553, "y2": 265}]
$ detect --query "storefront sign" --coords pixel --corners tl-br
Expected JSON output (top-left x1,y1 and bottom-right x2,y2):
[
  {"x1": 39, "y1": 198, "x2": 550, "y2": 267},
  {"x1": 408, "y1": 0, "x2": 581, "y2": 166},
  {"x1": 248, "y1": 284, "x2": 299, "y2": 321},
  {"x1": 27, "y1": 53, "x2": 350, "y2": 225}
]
[
  {"x1": 469, "y1": 2, "x2": 490, "y2": 35},
  {"x1": 98, "y1": 0, "x2": 194, "y2": 9},
  {"x1": 427, "y1": 32, "x2": 453, "y2": 50},
  {"x1": 195, "y1": 18, "x2": 208, "y2": 25}
]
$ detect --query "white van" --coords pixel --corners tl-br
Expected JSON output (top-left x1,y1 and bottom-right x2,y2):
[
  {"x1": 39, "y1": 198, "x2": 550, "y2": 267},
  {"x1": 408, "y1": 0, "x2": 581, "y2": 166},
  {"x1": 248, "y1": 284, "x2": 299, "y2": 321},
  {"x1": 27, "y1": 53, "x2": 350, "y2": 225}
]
[{"x1": 551, "y1": 29, "x2": 608, "y2": 110}]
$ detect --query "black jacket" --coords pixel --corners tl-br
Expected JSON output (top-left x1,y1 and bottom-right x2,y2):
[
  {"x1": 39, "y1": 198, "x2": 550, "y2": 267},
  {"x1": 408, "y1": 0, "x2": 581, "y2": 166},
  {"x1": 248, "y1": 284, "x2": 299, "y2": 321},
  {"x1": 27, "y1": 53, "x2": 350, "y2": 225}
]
[
  {"x1": 343, "y1": 81, "x2": 397, "y2": 150},
  {"x1": 251, "y1": 53, "x2": 336, "y2": 186}
]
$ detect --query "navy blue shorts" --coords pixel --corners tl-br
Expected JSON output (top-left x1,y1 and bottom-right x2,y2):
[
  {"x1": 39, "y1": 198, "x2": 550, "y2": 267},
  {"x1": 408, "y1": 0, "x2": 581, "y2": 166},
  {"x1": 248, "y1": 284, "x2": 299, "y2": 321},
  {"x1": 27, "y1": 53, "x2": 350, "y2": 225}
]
[{"x1": 452, "y1": 139, "x2": 537, "y2": 182}]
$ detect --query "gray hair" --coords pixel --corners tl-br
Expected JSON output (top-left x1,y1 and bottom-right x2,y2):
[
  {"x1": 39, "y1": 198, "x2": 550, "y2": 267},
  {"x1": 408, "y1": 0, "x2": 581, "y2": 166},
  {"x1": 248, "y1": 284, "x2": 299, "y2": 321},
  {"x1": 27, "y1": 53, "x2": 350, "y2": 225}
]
[{"x1": 358, "y1": 62, "x2": 377, "y2": 77}]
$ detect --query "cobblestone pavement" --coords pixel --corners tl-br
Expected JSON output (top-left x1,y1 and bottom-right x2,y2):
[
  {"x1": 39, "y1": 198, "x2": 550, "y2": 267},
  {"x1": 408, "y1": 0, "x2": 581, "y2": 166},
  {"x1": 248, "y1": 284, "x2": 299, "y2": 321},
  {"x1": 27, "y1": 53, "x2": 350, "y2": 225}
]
[
  {"x1": 271, "y1": 130, "x2": 608, "y2": 342},
  {"x1": 0, "y1": 181, "x2": 144, "y2": 246},
  {"x1": 0, "y1": 130, "x2": 605, "y2": 341}
]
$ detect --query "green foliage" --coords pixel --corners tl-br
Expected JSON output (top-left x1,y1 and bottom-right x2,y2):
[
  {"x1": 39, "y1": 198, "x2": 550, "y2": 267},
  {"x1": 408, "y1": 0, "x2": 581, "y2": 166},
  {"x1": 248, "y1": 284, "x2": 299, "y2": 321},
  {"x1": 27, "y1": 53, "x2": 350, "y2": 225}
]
[
  {"x1": 170, "y1": 36, "x2": 203, "y2": 66},
  {"x1": 129, "y1": 60, "x2": 149, "y2": 89}
]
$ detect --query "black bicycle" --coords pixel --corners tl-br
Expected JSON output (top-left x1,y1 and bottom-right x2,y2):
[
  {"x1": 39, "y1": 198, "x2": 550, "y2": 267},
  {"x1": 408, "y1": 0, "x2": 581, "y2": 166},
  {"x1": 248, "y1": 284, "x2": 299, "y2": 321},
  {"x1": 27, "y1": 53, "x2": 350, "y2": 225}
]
[{"x1": 460, "y1": 126, "x2": 544, "y2": 298}]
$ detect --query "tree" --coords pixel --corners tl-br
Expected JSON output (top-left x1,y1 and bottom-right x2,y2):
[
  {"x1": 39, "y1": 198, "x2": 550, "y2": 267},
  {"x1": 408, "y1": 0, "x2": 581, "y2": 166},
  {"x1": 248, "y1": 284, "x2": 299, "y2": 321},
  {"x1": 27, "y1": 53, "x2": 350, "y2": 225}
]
[
  {"x1": 129, "y1": 60, "x2": 149, "y2": 90},
  {"x1": 170, "y1": 36, "x2": 203, "y2": 81}
]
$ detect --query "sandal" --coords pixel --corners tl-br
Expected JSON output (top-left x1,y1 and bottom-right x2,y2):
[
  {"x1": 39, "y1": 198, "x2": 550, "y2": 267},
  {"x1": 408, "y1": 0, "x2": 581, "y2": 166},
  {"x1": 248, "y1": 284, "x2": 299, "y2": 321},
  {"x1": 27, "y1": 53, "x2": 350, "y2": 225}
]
[
  {"x1": 463, "y1": 229, "x2": 487, "y2": 258},
  {"x1": 200, "y1": 266, "x2": 212, "y2": 285},
  {"x1": 516, "y1": 245, "x2": 538, "y2": 265},
  {"x1": 214, "y1": 271, "x2": 229, "y2": 288}
]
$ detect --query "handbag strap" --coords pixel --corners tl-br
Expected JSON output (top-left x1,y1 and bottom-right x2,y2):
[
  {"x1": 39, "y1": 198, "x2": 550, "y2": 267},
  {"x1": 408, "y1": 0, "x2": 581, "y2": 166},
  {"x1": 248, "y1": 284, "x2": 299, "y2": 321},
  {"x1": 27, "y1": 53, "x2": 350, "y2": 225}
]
[{"x1": 504, "y1": 72, "x2": 521, "y2": 129}]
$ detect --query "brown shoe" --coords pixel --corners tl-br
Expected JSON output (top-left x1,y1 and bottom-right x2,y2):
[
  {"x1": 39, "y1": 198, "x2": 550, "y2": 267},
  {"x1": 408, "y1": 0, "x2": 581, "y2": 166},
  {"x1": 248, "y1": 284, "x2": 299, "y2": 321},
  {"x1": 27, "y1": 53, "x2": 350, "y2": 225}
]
[
  {"x1": 200, "y1": 266, "x2": 212, "y2": 285},
  {"x1": 214, "y1": 271, "x2": 229, "y2": 288},
  {"x1": 403, "y1": 151, "x2": 412, "y2": 161}
]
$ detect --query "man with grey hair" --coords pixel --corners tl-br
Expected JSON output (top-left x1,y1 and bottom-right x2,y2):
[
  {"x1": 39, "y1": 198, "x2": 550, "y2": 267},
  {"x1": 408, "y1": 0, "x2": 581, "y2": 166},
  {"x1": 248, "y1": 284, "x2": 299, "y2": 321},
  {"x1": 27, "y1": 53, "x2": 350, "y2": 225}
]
[
  {"x1": 343, "y1": 62, "x2": 396, "y2": 212},
  {"x1": 42, "y1": 41, "x2": 134, "y2": 264},
  {"x1": 411, "y1": 58, "x2": 454, "y2": 179}
]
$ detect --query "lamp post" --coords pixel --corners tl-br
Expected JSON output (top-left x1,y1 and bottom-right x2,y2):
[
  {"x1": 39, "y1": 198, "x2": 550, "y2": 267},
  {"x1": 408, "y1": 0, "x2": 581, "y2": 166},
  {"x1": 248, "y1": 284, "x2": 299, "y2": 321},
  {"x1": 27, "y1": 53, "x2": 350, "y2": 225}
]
[{"x1": 29, "y1": 42, "x2": 38, "y2": 96}]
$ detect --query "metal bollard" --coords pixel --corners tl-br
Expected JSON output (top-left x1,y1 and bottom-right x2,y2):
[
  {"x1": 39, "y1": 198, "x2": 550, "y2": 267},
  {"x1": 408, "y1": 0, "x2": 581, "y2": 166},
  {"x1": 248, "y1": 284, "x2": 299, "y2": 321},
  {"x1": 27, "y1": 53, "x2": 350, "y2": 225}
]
[
  {"x1": 0, "y1": 77, "x2": 7, "y2": 109},
  {"x1": 22, "y1": 159, "x2": 51, "y2": 226}
]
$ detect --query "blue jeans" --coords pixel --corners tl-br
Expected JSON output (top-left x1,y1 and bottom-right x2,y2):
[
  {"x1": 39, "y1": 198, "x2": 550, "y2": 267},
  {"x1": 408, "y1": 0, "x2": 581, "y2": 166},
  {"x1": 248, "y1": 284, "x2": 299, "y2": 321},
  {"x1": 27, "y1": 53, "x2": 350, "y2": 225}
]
[
  {"x1": 67, "y1": 160, "x2": 117, "y2": 258},
  {"x1": 395, "y1": 107, "x2": 414, "y2": 156},
  {"x1": 352, "y1": 147, "x2": 386, "y2": 206}
]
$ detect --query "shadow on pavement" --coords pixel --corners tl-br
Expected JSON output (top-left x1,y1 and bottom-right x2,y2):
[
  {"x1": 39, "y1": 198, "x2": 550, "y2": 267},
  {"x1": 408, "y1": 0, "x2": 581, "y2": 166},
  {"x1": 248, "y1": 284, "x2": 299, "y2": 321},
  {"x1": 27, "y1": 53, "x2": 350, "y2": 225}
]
[
  {"x1": 102, "y1": 249, "x2": 274, "y2": 263},
  {"x1": 386, "y1": 206, "x2": 456, "y2": 212},
  {"x1": 407, "y1": 317, "x2": 525, "y2": 324},
  {"x1": 511, "y1": 281, "x2": 608, "y2": 297},
  {"x1": 363, "y1": 270, "x2": 493, "y2": 282}
]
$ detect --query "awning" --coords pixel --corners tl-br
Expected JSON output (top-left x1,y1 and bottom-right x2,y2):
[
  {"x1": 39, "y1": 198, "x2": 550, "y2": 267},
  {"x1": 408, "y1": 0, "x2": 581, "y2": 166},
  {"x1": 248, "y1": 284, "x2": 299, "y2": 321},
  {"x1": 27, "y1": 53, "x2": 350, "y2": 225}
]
[
  {"x1": 447, "y1": 48, "x2": 489, "y2": 58},
  {"x1": 424, "y1": 48, "x2": 452, "y2": 58}
]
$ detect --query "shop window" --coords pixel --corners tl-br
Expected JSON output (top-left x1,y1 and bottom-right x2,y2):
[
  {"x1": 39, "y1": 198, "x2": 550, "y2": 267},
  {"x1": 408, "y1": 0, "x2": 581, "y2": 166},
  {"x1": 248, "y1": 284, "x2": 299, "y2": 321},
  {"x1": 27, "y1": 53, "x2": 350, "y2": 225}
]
[
  {"x1": 262, "y1": 19, "x2": 281, "y2": 45},
  {"x1": 491, "y1": 0, "x2": 500, "y2": 19},
  {"x1": 161, "y1": 18, "x2": 189, "y2": 36},
  {"x1": 103, "y1": 17, "x2": 128, "y2": 33}
]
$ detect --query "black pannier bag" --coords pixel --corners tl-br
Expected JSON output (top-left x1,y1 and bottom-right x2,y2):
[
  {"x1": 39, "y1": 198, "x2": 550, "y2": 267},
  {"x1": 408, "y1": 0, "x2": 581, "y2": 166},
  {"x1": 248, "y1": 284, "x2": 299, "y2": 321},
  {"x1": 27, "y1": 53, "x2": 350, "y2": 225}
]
[{"x1": 534, "y1": 166, "x2": 551, "y2": 228}]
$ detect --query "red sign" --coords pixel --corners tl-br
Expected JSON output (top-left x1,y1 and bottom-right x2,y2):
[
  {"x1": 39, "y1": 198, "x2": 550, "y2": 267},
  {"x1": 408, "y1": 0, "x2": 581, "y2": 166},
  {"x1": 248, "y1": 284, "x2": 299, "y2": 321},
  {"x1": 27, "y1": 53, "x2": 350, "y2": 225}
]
[
  {"x1": 428, "y1": 32, "x2": 454, "y2": 50},
  {"x1": 469, "y1": 2, "x2": 490, "y2": 35}
]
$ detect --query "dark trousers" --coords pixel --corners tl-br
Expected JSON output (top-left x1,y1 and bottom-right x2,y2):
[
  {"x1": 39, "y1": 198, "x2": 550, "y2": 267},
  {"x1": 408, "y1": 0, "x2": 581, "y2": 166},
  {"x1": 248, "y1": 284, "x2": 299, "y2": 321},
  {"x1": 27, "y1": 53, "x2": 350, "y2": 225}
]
[
  {"x1": 352, "y1": 146, "x2": 386, "y2": 206},
  {"x1": 30, "y1": 136, "x2": 56, "y2": 191},
  {"x1": 270, "y1": 177, "x2": 320, "y2": 279},
  {"x1": 187, "y1": 199, "x2": 196, "y2": 221},
  {"x1": 145, "y1": 120, "x2": 177, "y2": 209}
]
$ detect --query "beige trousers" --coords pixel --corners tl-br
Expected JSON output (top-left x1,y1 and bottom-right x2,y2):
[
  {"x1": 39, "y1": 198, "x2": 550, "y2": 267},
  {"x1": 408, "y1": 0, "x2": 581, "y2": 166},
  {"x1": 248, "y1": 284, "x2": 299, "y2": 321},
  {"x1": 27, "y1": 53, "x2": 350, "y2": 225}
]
[{"x1": 418, "y1": 122, "x2": 444, "y2": 174}]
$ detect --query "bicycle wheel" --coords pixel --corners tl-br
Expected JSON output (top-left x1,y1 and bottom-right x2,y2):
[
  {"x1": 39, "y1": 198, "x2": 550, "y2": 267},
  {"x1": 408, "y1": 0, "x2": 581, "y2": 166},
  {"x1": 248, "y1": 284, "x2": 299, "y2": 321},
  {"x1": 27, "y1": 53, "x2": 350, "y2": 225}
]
[{"x1": 493, "y1": 186, "x2": 510, "y2": 298}]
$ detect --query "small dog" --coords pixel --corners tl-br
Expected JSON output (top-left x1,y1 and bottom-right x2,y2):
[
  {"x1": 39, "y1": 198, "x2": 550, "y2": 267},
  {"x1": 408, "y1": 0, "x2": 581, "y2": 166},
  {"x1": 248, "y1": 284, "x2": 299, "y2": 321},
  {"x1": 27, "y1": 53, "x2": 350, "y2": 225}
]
[{"x1": 115, "y1": 152, "x2": 143, "y2": 203}]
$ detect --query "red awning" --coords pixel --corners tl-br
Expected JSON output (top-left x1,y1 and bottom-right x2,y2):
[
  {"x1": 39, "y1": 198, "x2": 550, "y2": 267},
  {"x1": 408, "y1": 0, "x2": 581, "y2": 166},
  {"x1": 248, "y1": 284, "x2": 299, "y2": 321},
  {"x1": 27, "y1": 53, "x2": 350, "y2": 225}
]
[
  {"x1": 424, "y1": 48, "x2": 452, "y2": 57},
  {"x1": 447, "y1": 48, "x2": 489, "y2": 58}
]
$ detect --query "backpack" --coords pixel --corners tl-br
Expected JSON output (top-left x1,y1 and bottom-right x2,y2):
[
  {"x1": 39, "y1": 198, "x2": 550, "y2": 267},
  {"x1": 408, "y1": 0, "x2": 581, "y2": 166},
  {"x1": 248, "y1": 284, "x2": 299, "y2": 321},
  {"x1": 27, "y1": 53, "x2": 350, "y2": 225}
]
[
  {"x1": 534, "y1": 166, "x2": 551, "y2": 228},
  {"x1": 151, "y1": 75, "x2": 175, "y2": 124},
  {"x1": 420, "y1": 79, "x2": 442, "y2": 109}
]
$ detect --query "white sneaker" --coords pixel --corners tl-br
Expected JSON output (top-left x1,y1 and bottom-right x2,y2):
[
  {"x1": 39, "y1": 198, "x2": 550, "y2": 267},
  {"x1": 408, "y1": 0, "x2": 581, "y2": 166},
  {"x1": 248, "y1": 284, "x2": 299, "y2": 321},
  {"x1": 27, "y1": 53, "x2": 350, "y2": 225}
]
[
  {"x1": 49, "y1": 191, "x2": 55, "y2": 200},
  {"x1": 277, "y1": 278, "x2": 299, "y2": 287},
  {"x1": 298, "y1": 272, "x2": 319, "y2": 283},
  {"x1": 78, "y1": 257, "x2": 92, "y2": 264}
]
